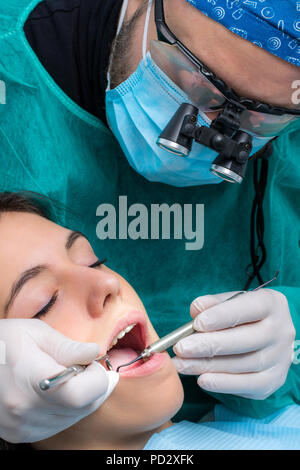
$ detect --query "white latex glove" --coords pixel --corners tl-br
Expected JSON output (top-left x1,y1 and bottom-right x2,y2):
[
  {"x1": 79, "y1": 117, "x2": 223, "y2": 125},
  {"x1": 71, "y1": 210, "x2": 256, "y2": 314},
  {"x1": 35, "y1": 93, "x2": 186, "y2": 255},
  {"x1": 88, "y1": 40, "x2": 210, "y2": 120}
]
[
  {"x1": 173, "y1": 289, "x2": 296, "y2": 400},
  {"x1": 0, "y1": 319, "x2": 119, "y2": 443}
]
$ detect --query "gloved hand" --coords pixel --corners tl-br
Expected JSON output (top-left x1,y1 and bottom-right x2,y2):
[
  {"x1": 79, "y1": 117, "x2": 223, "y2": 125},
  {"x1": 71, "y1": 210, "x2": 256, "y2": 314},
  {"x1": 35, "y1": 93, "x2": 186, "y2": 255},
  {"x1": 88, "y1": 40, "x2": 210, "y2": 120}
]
[
  {"x1": 0, "y1": 319, "x2": 119, "y2": 443},
  {"x1": 172, "y1": 289, "x2": 296, "y2": 400}
]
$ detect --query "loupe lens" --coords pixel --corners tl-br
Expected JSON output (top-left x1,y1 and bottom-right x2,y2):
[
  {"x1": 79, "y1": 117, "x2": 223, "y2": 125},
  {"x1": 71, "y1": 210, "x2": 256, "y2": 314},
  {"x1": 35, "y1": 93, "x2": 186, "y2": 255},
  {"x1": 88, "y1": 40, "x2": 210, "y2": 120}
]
[
  {"x1": 157, "y1": 138, "x2": 189, "y2": 156},
  {"x1": 210, "y1": 164, "x2": 243, "y2": 184}
]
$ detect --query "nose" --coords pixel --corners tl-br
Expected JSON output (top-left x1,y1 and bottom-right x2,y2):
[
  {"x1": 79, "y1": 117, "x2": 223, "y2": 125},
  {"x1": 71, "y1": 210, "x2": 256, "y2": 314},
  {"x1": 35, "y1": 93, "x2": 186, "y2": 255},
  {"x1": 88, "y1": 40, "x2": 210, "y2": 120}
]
[{"x1": 87, "y1": 268, "x2": 121, "y2": 318}]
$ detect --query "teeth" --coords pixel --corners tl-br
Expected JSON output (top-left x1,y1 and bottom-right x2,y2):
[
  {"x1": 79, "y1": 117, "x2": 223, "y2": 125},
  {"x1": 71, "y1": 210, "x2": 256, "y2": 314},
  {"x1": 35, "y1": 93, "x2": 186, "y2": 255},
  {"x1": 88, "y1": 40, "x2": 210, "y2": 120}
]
[
  {"x1": 108, "y1": 324, "x2": 136, "y2": 350},
  {"x1": 125, "y1": 324, "x2": 135, "y2": 333}
]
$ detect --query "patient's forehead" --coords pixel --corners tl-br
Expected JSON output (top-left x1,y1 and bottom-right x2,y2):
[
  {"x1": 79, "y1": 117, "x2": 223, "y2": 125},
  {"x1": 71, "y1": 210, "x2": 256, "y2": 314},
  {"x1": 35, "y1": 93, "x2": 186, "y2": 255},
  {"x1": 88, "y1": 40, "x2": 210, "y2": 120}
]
[
  {"x1": 0, "y1": 212, "x2": 66, "y2": 263},
  {"x1": 0, "y1": 212, "x2": 66, "y2": 314},
  {"x1": 0, "y1": 210, "x2": 63, "y2": 238}
]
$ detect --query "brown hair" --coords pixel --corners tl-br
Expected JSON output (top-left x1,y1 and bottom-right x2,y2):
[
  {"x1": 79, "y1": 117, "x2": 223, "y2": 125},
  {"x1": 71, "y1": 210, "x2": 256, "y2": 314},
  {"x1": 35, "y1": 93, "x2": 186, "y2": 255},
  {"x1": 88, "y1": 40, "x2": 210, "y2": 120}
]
[{"x1": 0, "y1": 191, "x2": 49, "y2": 219}]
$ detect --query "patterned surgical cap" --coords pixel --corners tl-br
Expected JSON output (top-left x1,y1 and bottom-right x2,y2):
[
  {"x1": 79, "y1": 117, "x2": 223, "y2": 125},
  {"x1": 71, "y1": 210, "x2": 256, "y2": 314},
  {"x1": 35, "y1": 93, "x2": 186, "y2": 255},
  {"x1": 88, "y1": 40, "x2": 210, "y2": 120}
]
[{"x1": 187, "y1": 0, "x2": 300, "y2": 66}]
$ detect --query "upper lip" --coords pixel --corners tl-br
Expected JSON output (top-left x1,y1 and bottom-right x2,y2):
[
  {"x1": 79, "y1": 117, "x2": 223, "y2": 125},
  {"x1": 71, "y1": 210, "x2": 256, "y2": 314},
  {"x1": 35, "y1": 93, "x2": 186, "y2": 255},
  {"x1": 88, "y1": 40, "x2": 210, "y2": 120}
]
[{"x1": 103, "y1": 310, "x2": 148, "y2": 355}]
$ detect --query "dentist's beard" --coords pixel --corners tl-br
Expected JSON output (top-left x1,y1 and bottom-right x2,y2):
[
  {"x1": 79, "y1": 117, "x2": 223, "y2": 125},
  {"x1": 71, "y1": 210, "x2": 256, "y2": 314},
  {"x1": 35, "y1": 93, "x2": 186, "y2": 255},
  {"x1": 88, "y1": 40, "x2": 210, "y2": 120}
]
[{"x1": 109, "y1": 1, "x2": 148, "y2": 90}]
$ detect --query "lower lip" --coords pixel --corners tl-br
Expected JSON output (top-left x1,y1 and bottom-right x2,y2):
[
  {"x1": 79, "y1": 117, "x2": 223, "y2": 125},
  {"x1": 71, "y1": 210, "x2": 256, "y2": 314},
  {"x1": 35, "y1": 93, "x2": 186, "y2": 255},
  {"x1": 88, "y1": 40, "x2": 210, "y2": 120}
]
[{"x1": 119, "y1": 352, "x2": 167, "y2": 378}]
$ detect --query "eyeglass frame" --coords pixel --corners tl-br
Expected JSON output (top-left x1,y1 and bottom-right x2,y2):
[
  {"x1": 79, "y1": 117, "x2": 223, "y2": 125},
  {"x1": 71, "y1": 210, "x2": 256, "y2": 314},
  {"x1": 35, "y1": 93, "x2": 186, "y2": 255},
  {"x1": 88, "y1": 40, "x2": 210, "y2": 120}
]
[{"x1": 154, "y1": 0, "x2": 300, "y2": 118}]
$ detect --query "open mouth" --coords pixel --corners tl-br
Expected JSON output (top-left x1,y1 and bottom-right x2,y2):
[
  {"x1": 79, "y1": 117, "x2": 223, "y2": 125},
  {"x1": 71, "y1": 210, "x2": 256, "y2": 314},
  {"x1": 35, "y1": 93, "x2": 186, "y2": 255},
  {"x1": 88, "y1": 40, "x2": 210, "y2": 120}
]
[
  {"x1": 100, "y1": 311, "x2": 168, "y2": 377},
  {"x1": 105, "y1": 323, "x2": 148, "y2": 372}
]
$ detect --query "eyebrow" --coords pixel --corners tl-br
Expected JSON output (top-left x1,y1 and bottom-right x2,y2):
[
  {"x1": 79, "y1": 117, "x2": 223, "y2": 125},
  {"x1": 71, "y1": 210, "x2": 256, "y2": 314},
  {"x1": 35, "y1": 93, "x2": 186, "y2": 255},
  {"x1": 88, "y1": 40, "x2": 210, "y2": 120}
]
[
  {"x1": 3, "y1": 230, "x2": 89, "y2": 317},
  {"x1": 65, "y1": 230, "x2": 89, "y2": 250}
]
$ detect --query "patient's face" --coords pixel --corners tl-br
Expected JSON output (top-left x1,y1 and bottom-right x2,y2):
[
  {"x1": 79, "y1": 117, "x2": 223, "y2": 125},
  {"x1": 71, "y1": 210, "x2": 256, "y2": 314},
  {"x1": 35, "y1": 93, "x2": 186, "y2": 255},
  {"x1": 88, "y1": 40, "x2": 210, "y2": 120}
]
[{"x1": 0, "y1": 212, "x2": 184, "y2": 447}]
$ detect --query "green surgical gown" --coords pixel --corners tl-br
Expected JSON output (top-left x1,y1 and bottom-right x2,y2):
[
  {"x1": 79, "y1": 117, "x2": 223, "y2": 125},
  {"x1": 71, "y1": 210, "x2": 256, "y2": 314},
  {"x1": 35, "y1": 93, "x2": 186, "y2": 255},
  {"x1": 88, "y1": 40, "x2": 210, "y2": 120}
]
[{"x1": 0, "y1": 0, "x2": 299, "y2": 422}]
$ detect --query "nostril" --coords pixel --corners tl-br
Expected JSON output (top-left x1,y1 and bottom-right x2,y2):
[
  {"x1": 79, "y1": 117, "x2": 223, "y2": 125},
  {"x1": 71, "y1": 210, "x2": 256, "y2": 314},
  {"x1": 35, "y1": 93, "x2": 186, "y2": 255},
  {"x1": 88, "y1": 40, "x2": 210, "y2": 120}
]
[{"x1": 103, "y1": 293, "x2": 112, "y2": 309}]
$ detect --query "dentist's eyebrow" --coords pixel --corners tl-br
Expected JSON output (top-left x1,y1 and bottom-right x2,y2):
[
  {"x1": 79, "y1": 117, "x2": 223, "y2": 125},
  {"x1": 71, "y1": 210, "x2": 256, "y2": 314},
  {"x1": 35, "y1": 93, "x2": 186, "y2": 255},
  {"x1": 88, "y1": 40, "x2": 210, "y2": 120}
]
[{"x1": 3, "y1": 231, "x2": 89, "y2": 317}]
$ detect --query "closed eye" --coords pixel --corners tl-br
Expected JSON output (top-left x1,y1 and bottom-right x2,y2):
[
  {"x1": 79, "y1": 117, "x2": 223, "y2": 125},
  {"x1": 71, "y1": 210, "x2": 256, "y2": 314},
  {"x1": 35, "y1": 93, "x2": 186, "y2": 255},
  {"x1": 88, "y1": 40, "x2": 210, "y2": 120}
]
[
  {"x1": 34, "y1": 259, "x2": 107, "y2": 319},
  {"x1": 89, "y1": 258, "x2": 107, "y2": 269},
  {"x1": 34, "y1": 292, "x2": 58, "y2": 319}
]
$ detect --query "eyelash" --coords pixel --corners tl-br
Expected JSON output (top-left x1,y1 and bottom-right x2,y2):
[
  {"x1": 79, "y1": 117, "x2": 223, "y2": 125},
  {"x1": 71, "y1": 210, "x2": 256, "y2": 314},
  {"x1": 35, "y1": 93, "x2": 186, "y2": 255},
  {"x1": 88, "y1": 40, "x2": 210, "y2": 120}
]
[
  {"x1": 34, "y1": 259, "x2": 107, "y2": 319},
  {"x1": 89, "y1": 258, "x2": 107, "y2": 269}
]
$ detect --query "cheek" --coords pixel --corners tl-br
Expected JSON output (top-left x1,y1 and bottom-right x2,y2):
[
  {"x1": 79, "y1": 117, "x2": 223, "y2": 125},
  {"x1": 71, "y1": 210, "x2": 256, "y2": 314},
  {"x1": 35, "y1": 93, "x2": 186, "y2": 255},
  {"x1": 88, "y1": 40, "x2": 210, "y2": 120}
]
[
  {"x1": 44, "y1": 310, "x2": 91, "y2": 343},
  {"x1": 116, "y1": 273, "x2": 147, "y2": 311}
]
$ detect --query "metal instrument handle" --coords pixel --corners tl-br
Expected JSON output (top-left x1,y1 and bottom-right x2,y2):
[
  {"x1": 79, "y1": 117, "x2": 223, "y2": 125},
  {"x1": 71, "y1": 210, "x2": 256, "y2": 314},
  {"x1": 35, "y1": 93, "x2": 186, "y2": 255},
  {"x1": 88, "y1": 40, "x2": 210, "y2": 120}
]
[
  {"x1": 39, "y1": 365, "x2": 86, "y2": 391},
  {"x1": 39, "y1": 354, "x2": 109, "y2": 391}
]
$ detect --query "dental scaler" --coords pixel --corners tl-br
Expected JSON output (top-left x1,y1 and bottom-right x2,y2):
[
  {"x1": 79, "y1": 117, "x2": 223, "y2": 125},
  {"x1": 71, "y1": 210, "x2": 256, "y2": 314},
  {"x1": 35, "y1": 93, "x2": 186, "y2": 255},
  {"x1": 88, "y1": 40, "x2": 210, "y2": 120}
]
[
  {"x1": 39, "y1": 354, "x2": 113, "y2": 391},
  {"x1": 40, "y1": 272, "x2": 278, "y2": 390},
  {"x1": 116, "y1": 319, "x2": 195, "y2": 372}
]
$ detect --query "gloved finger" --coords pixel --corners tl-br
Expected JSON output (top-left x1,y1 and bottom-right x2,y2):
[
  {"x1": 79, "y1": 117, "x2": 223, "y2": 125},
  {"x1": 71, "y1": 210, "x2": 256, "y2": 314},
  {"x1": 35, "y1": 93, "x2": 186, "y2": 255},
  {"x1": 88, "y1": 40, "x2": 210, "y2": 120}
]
[
  {"x1": 197, "y1": 367, "x2": 283, "y2": 400},
  {"x1": 45, "y1": 362, "x2": 119, "y2": 410},
  {"x1": 193, "y1": 290, "x2": 269, "y2": 332},
  {"x1": 172, "y1": 347, "x2": 278, "y2": 374},
  {"x1": 23, "y1": 320, "x2": 100, "y2": 366},
  {"x1": 173, "y1": 321, "x2": 271, "y2": 358},
  {"x1": 16, "y1": 336, "x2": 70, "y2": 395},
  {"x1": 15, "y1": 363, "x2": 118, "y2": 443},
  {"x1": 27, "y1": 341, "x2": 118, "y2": 409},
  {"x1": 190, "y1": 291, "x2": 240, "y2": 318},
  {"x1": 24, "y1": 362, "x2": 118, "y2": 443}
]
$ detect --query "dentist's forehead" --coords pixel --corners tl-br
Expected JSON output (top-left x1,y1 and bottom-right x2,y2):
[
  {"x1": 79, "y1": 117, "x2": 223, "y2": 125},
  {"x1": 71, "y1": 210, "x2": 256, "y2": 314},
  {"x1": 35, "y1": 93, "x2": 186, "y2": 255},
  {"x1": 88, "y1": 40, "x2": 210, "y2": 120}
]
[
  {"x1": 163, "y1": 0, "x2": 299, "y2": 107},
  {"x1": 186, "y1": 0, "x2": 300, "y2": 67}
]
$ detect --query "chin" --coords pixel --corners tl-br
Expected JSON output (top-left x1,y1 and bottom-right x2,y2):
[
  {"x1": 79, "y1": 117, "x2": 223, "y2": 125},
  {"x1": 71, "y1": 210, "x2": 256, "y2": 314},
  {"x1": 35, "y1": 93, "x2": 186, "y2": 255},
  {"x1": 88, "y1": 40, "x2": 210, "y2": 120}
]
[{"x1": 97, "y1": 355, "x2": 184, "y2": 435}]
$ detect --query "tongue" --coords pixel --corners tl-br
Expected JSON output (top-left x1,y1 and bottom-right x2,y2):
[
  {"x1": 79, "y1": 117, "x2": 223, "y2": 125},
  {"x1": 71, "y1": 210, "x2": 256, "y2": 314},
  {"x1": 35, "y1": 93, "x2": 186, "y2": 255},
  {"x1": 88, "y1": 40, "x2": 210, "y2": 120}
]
[{"x1": 108, "y1": 347, "x2": 139, "y2": 370}]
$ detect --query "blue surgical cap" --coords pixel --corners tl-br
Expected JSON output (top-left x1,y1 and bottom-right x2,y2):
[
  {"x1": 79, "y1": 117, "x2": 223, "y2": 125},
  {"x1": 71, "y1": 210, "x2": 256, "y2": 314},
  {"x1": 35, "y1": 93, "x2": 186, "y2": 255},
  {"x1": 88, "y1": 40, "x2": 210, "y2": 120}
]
[{"x1": 186, "y1": 0, "x2": 300, "y2": 67}]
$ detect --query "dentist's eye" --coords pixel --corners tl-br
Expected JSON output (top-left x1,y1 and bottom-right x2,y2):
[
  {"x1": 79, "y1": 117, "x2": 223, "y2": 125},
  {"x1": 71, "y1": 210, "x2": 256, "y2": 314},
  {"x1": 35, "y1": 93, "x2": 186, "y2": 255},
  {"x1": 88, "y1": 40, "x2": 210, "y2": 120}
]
[
  {"x1": 34, "y1": 293, "x2": 58, "y2": 319},
  {"x1": 89, "y1": 259, "x2": 107, "y2": 269}
]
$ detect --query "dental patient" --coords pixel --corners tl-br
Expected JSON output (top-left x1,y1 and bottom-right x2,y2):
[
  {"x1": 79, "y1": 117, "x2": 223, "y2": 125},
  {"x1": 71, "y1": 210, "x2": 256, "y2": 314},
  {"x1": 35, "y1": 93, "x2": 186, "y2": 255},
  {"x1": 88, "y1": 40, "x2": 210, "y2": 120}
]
[{"x1": 0, "y1": 192, "x2": 299, "y2": 451}]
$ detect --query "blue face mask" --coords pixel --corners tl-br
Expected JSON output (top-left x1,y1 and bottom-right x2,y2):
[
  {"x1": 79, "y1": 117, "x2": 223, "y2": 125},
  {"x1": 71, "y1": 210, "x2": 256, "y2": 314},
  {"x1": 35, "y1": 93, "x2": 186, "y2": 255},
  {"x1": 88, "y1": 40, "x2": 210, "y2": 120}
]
[{"x1": 105, "y1": 0, "x2": 271, "y2": 188}]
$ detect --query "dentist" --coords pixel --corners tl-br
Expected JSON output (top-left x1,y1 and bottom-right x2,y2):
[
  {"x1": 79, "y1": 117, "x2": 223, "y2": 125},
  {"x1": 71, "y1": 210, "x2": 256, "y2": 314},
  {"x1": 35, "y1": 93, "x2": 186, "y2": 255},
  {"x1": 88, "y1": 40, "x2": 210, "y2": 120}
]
[{"x1": 0, "y1": 0, "x2": 299, "y2": 444}]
